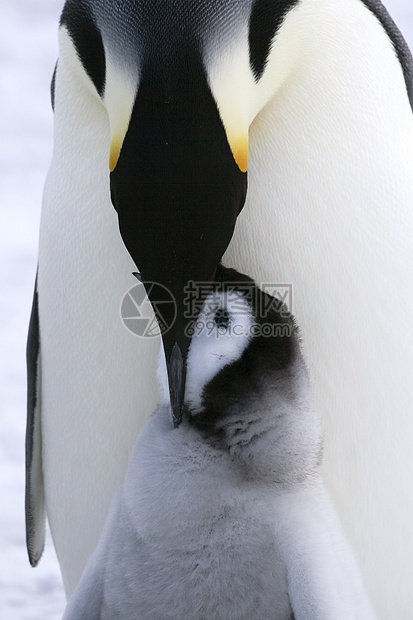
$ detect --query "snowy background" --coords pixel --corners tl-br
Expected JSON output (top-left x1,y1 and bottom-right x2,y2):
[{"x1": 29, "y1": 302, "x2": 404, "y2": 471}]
[{"x1": 1, "y1": 1, "x2": 412, "y2": 618}]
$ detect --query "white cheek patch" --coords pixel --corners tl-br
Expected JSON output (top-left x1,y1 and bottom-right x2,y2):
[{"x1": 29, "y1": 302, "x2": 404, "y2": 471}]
[
  {"x1": 104, "y1": 55, "x2": 138, "y2": 171},
  {"x1": 185, "y1": 291, "x2": 255, "y2": 413},
  {"x1": 205, "y1": 26, "x2": 255, "y2": 172},
  {"x1": 59, "y1": 25, "x2": 138, "y2": 173}
]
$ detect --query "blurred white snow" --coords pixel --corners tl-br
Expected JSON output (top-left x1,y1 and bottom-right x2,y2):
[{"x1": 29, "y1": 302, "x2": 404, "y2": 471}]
[
  {"x1": 1, "y1": 2, "x2": 66, "y2": 618},
  {"x1": 0, "y1": 1, "x2": 412, "y2": 618}
]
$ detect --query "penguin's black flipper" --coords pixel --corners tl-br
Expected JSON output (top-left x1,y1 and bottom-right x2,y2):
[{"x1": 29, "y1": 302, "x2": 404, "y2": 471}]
[
  {"x1": 25, "y1": 273, "x2": 45, "y2": 566},
  {"x1": 362, "y1": 0, "x2": 413, "y2": 108}
]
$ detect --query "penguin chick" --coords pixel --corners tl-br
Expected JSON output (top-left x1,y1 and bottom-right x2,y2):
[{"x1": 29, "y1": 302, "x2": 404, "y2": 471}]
[{"x1": 62, "y1": 265, "x2": 377, "y2": 620}]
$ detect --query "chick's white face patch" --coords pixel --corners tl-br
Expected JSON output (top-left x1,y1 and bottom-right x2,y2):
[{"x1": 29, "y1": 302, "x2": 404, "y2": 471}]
[{"x1": 185, "y1": 290, "x2": 255, "y2": 413}]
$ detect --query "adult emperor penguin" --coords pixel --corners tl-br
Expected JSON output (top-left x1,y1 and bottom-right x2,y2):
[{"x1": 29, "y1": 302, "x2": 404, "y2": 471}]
[
  {"x1": 26, "y1": 0, "x2": 413, "y2": 617},
  {"x1": 62, "y1": 266, "x2": 377, "y2": 620}
]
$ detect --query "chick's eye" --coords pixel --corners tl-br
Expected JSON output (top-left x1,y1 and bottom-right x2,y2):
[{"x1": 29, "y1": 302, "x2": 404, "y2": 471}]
[{"x1": 214, "y1": 308, "x2": 230, "y2": 328}]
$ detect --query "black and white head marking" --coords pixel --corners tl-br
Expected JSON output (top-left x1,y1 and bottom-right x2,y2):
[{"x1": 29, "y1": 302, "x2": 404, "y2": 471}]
[
  {"x1": 183, "y1": 265, "x2": 320, "y2": 485},
  {"x1": 185, "y1": 264, "x2": 298, "y2": 416},
  {"x1": 186, "y1": 266, "x2": 319, "y2": 479}
]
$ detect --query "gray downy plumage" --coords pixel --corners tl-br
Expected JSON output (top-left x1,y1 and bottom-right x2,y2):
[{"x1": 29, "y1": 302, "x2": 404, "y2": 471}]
[{"x1": 62, "y1": 265, "x2": 377, "y2": 620}]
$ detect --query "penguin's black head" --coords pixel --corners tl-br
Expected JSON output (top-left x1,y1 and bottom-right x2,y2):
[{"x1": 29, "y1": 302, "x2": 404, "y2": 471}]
[
  {"x1": 184, "y1": 265, "x2": 318, "y2": 482},
  {"x1": 108, "y1": 20, "x2": 248, "y2": 426},
  {"x1": 109, "y1": 49, "x2": 247, "y2": 423},
  {"x1": 185, "y1": 264, "x2": 299, "y2": 427}
]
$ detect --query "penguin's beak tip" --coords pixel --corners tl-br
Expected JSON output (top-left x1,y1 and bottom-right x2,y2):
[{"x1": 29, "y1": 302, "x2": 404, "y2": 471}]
[
  {"x1": 166, "y1": 341, "x2": 186, "y2": 427},
  {"x1": 132, "y1": 271, "x2": 142, "y2": 282}
]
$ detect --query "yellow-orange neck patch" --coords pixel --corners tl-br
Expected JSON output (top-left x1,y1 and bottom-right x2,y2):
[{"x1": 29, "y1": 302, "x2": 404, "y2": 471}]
[
  {"x1": 109, "y1": 138, "x2": 122, "y2": 172},
  {"x1": 230, "y1": 136, "x2": 249, "y2": 173}
]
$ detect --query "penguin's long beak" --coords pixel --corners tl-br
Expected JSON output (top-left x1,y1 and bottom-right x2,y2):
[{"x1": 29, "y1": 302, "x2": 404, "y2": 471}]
[
  {"x1": 132, "y1": 272, "x2": 190, "y2": 425},
  {"x1": 162, "y1": 306, "x2": 192, "y2": 427},
  {"x1": 110, "y1": 44, "x2": 248, "y2": 423},
  {"x1": 167, "y1": 342, "x2": 186, "y2": 427}
]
